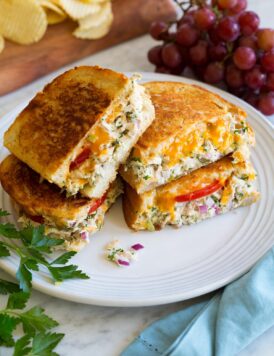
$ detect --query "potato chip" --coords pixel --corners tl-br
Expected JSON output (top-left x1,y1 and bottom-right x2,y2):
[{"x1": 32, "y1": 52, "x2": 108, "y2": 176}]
[
  {"x1": 59, "y1": 0, "x2": 101, "y2": 19},
  {"x1": 77, "y1": 2, "x2": 111, "y2": 30},
  {"x1": 0, "y1": 0, "x2": 47, "y2": 45},
  {"x1": 0, "y1": 35, "x2": 4, "y2": 53},
  {"x1": 73, "y1": 9, "x2": 113, "y2": 39},
  {"x1": 40, "y1": 0, "x2": 67, "y2": 24}
]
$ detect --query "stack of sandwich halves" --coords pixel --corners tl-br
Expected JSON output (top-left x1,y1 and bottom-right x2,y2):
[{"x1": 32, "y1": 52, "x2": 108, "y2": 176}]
[
  {"x1": 0, "y1": 66, "x2": 155, "y2": 250},
  {"x1": 0, "y1": 66, "x2": 259, "y2": 251},
  {"x1": 120, "y1": 81, "x2": 259, "y2": 231}
]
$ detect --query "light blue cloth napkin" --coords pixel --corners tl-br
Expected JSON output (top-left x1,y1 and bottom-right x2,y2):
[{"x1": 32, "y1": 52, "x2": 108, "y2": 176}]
[{"x1": 122, "y1": 247, "x2": 274, "y2": 356}]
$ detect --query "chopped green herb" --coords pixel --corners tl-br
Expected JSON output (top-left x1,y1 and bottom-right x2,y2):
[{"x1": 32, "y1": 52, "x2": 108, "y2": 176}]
[
  {"x1": 107, "y1": 248, "x2": 124, "y2": 262},
  {"x1": 88, "y1": 134, "x2": 96, "y2": 143},
  {"x1": 143, "y1": 175, "x2": 150, "y2": 180},
  {"x1": 131, "y1": 157, "x2": 141, "y2": 163}
]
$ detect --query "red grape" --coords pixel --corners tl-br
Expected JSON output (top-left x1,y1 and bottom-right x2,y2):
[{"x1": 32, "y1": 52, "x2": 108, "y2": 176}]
[
  {"x1": 189, "y1": 40, "x2": 208, "y2": 65},
  {"x1": 204, "y1": 62, "x2": 224, "y2": 83},
  {"x1": 178, "y1": 10, "x2": 196, "y2": 27},
  {"x1": 244, "y1": 66, "x2": 266, "y2": 89},
  {"x1": 150, "y1": 21, "x2": 168, "y2": 40},
  {"x1": 147, "y1": 46, "x2": 163, "y2": 66},
  {"x1": 261, "y1": 49, "x2": 274, "y2": 72},
  {"x1": 176, "y1": 24, "x2": 200, "y2": 47},
  {"x1": 209, "y1": 43, "x2": 227, "y2": 61},
  {"x1": 238, "y1": 35, "x2": 257, "y2": 50},
  {"x1": 194, "y1": 8, "x2": 216, "y2": 30},
  {"x1": 257, "y1": 29, "x2": 274, "y2": 51},
  {"x1": 258, "y1": 92, "x2": 274, "y2": 115},
  {"x1": 225, "y1": 64, "x2": 244, "y2": 88},
  {"x1": 229, "y1": 0, "x2": 247, "y2": 14},
  {"x1": 239, "y1": 11, "x2": 260, "y2": 36},
  {"x1": 233, "y1": 46, "x2": 256, "y2": 70},
  {"x1": 155, "y1": 66, "x2": 171, "y2": 74},
  {"x1": 242, "y1": 91, "x2": 259, "y2": 108},
  {"x1": 162, "y1": 43, "x2": 183, "y2": 68},
  {"x1": 209, "y1": 25, "x2": 222, "y2": 44},
  {"x1": 218, "y1": 0, "x2": 238, "y2": 10},
  {"x1": 217, "y1": 17, "x2": 240, "y2": 42},
  {"x1": 266, "y1": 73, "x2": 274, "y2": 91}
]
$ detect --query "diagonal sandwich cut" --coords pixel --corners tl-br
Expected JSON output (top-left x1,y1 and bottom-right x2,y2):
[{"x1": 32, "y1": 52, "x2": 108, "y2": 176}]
[
  {"x1": 123, "y1": 156, "x2": 259, "y2": 231},
  {"x1": 0, "y1": 155, "x2": 123, "y2": 251},
  {"x1": 120, "y1": 81, "x2": 255, "y2": 194},
  {"x1": 4, "y1": 66, "x2": 155, "y2": 198}
]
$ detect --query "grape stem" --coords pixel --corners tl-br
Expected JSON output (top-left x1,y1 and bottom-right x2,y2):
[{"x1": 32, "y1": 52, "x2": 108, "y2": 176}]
[{"x1": 174, "y1": 0, "x2": 208, "y2": 13}]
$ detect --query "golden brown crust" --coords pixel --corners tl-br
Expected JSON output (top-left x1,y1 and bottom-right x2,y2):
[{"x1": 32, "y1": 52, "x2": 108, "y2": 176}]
[
  {"x1": 122, "y1": 183, "x2": 144, "y2": 230},
  {"x1": 0, "y1": 155, "x2": 109, "y2": 223},
  {"x1": 137, "y1": 81, "x2": 247, "y2": 150},
  {"x1": 4, "y1": 66, "x2": 129, "y2": 180}
]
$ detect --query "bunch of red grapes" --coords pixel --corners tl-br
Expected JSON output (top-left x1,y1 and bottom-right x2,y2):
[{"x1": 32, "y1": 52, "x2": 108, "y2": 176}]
[{"x1": 148, "y1": 0, "x2": 274, "y2": 115}]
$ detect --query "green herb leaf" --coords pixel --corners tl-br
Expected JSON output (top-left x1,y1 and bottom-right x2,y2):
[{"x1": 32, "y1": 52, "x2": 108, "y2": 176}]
[
  {"x1": 0, "y1": 223, "x2": 21, "y2": 239},
  {"x1": 48, "y1": 265, "x2": 89, "y2": 282},
  {"x1": 16, "y1": 262, "x2": 32, "y2": 293},
  {"x1": 0, "y1": 209, "x2": 10, "y2": 216},
  {"x1": 31, "y1": 332, "x2": 64, "y2": 356},
  {"x1": 24, "y1": 259, "x2": 39, "y2": 271},
  {"x1": 21, "y1": 225, "x2": 63, "y2": 252},
  {"x1": 0, "y1": 241, "x2": 11, "y2": 257},
  {"x1": 21, "y1": 307, "x2": 59, "y2": 335},
  {"x1": 7, "y1": 291, "x2": 30, "y2": 310},
  {"x1": 27, "y1": 248, "x2": 48, "y2": 265},
  {"x1": 0, "y1": 314, "x2": 19, "y2": 346},
  {"x1": 13, "y1": 335, "x2": 32, "y2": 356},
  {"x1": 51, "y1": 251, "x2": 76, "y2": 265},
  {"x1": 0, "y1": 279, "x2": 20, "y2": 295}
]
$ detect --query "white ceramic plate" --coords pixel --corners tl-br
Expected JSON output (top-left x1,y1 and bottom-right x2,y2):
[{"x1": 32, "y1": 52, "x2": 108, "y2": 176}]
[{"x1": 0, "y1": 73, "x2": 273, "y2": 307}]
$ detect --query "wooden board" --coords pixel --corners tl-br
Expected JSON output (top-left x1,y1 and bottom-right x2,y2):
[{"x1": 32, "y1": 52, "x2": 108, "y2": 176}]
[{"x1": 0, "y1": 0, "x2": 177, "y2": 96}]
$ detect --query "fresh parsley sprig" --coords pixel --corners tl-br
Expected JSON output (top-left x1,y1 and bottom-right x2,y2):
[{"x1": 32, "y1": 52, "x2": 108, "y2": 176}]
[
  {"x1": 0, "y1": 278, "x2": 64, "y2": 354},
  {"x1": 0, "y1": 209, "x2": 89, "y2": 292},
  {"x1": 0, "y1": 209, "x2": 90, "y2": 355}
]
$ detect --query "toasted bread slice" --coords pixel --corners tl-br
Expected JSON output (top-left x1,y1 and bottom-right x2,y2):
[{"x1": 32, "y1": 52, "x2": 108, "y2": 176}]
[
  {"x1": 0, "y1": 155, "x2": 123, "y2": 251},
  {"x1": 123, "y1": 156, "x2": 259, "y2": 231},
  {"x1": 4, "y1": 66, "x2": 154, "y2": 198},
  {"x1": 120, "y1": 81, "x2": 255, "y2": 194}
]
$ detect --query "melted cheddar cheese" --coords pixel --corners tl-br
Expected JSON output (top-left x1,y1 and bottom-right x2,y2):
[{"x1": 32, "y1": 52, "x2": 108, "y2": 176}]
[
  {"x1": 204, "y1": 118, "x2": 232, "y2": 152},
  {"x1": 89, "y1": 126, "x2": 111, "y2": 155}
]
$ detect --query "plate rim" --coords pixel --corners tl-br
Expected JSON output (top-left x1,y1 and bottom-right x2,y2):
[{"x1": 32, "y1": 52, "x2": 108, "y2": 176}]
[{"x1": 0, "y1": 71, "x2": 273, "y2": 307}]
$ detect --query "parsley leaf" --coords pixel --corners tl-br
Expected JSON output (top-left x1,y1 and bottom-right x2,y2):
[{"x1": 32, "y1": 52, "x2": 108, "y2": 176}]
[
  {"x1": 0, "y1": 209, "x2": 10, "y2": 216},
  {"x1": 0, "y1": 314, "x2": 19, "y2": 346},
  {"x1": 7, "y1": 291, "x2": 30, "y2": 310},
  {"x1": 0, "y1": 223, "x2": 21, "y2": 239},
  {"x1": 16, "y1": 262, "x2": 32, "y2": 293},
  {"x1": 0, "y1": 241, "x2": 10, "y2": 257},
  {"x1": 51, "y1": 251, "x2": 76, "y2": 265},
  {"x1": 21, "y1": 307, "x2": 59, "y2": 335},
  {"x1": 48, "y1": 265, "x2": 89, "y2": 282},
  {"x1": 13, "y1": 335, "x2": 32, "y2": 356},
  {"x1": 0, "y1": 279, "x2": 20, "y2": 295},
  {"x1": 31, "y1": 332, "x2": 64, "y2": 355}
]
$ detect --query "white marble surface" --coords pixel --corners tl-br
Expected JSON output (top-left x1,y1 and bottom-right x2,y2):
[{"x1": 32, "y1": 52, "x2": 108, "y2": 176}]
[{"x1": 0, "y1": 1, "x2": 274, "y2": 355}]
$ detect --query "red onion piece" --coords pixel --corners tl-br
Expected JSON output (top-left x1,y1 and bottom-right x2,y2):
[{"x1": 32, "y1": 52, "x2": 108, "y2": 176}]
[
  {"x1": 214, "y1": 206, "x2": 221, "y2": 215},
  {"x1": 118, "y1": 259, "x2": 130, "y2": 266},
  {"x1": 198, "y1": 205, "x2": 208, "y2": 214},
  {"x1": 131, "y1": 243, "x2": 144, "y2": 251},
  {"x1": 80, "y1": 231, "x2": 88, "y2": 240}
]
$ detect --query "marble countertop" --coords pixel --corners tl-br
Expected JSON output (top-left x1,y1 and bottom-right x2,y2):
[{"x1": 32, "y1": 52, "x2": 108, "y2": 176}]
[{"x1": 0, "y1": 1, "x2": 273, "y2": 355}]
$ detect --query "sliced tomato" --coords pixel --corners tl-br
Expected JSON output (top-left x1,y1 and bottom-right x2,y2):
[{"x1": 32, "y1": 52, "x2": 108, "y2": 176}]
[
  {"x1": 175, "y1": 180, "x2": 223, "y2": 202},
  {"x1": 29, "y1": 215, "x2": 44, "y2": 224},
  {"x1": 88, "y1": 192, "x2": 108, "y2": 214},
  {"x1": 70, "y1": 148, "x2": 91, "y2": 171}
]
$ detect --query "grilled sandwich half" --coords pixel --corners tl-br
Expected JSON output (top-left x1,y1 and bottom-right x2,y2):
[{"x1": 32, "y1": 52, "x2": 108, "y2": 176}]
[
  {"x1": 123, "y1": 156, "x2": 259, "y2": 231},
  {"x1": 120, "y1": 81, "x2": 255, "y2": 194},
  {"x1": 0, "y1": 155, "x2": 123, "y2": 251},
  {"x1": 4, "y1": 66, "x2": 154, "y2": 198}
]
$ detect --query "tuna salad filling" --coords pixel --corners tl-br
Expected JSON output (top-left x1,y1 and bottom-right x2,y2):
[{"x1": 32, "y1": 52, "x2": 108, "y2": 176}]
[
  {"x1": 134, "y1": 175, "x2": 258, "y2": 231},
  {"x1": 66, "y1": 79, "x2": 153, "y2": 198},
  {"x1": 124, "y1": 117, "x2": 252, "y2": 193},
  {"x1": 17, "y1": 182, "x2": 122, "y2": 251}
]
